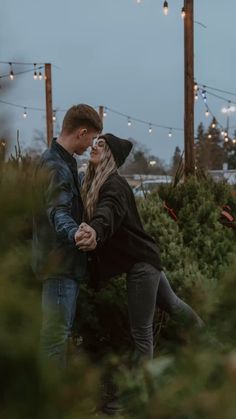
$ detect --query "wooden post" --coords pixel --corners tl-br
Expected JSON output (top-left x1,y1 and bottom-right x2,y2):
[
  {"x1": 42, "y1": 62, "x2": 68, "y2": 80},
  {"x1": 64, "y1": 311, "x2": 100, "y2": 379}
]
[
  {"x1": 45, "y1": 63, "x2": 53, "y2": 147},
  {"x1": 98, "y1": 106, "x2": 104, "y2": 125},
  {"x1": 184, "y1": 0, "x2": 195, "y2": 176}
]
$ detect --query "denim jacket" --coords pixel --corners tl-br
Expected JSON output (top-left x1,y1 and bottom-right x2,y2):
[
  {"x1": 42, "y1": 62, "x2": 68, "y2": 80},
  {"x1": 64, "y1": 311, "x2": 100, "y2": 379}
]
[{"x1": 32, "y1": 139, "x2": 87, "y2": 280}]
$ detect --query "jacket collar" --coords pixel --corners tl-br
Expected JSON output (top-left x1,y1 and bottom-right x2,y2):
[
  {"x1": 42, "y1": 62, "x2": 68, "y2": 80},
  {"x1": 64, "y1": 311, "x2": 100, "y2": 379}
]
[{"x1": 51, "y1": 137, "x2": 77, "y2": 168}]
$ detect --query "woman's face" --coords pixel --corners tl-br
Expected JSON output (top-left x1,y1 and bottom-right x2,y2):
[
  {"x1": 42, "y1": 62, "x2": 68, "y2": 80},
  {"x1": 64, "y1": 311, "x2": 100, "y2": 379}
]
[{"x1": 89, "y1": 138, "x2": 106, "y2": 167}]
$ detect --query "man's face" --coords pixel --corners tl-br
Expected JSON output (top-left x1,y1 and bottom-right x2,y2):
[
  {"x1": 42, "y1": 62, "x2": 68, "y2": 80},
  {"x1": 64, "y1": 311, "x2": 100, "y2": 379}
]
[{"x1": 75, "y1": 128, "x2": 99, "y2": 155}]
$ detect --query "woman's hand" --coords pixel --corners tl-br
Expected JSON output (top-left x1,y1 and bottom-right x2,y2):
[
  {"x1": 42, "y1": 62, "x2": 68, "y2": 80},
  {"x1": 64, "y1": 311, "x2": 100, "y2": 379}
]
[{"x1": 74, "y1": 222, "x2": 97, "y2": 251}]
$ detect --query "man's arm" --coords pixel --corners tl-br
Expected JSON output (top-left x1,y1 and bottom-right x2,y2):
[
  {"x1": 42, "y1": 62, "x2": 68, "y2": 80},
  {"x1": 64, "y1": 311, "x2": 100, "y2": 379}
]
[{"x1": 45, "y1": 166, "x2": 79, "y2": 243}]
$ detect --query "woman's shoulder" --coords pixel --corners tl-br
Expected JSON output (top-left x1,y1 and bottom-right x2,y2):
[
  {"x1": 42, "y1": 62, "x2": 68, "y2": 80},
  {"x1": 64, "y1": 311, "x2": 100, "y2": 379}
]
[{"x1": 105, "y1": 172, "x2": 130, "y2": 189}]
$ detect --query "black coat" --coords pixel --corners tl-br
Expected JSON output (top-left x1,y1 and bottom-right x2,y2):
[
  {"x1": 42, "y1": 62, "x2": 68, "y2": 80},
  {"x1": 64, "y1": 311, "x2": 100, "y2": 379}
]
[
  {"x1": 32, "y1": 139, "x2": 86, "y2": 280},
  {"x1": 90, "y1": 172, "x2": 162, "y2": 281}
]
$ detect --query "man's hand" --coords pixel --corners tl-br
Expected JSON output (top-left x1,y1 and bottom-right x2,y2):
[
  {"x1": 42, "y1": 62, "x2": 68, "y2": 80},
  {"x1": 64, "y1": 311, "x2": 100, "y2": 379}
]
[{"x1": 74, "y1": 222, "x2": 97, "y2": 251}]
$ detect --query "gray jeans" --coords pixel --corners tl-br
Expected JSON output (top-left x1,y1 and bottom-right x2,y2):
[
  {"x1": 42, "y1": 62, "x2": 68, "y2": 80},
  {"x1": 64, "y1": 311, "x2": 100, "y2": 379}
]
[{"x1": 127, "y1": 263, "x2": 203, "y2": 360}]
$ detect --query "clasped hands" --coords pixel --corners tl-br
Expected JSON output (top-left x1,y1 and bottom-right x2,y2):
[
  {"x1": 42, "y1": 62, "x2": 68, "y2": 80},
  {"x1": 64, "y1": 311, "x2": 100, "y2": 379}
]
[{"x1": 74, "y1": 222, "x2": 97, "y2": 251}]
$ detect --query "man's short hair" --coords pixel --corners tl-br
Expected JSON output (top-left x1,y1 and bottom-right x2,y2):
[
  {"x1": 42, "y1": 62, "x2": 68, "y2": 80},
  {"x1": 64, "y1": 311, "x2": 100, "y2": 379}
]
[{"x1": 61, "y1": 104, "x2": 103, "y2": 134}]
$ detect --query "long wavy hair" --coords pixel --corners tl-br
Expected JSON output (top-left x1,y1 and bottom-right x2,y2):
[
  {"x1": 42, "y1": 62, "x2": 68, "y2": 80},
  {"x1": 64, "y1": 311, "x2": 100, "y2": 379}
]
[{"x1": 81, "y1": 141, "x2": 117, "y2": 221}]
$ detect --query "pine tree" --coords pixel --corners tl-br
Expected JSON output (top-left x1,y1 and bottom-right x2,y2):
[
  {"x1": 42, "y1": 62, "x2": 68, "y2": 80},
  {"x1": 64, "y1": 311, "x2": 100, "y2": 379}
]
[
  {"x1": 170, "y1": 146, "x2": 182, "y2": 175},
  {"x1": 226, "y1": 129, "x2": 236, "y2": 169},
  {"x1": 195, "y1": 119, "x2": 225, "y2": 170}
]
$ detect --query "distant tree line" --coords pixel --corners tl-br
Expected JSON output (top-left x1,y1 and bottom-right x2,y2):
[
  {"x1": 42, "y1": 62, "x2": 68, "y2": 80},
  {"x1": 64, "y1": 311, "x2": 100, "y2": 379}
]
[{"x1": 195, "y1": 118, "x2": 236, "y2": 171}]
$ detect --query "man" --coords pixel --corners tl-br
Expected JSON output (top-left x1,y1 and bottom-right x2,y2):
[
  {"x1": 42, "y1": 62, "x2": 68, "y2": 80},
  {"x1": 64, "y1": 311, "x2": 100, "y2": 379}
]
[{"x1": 32, "y1": 104, "x2": 102, "y2": 365}]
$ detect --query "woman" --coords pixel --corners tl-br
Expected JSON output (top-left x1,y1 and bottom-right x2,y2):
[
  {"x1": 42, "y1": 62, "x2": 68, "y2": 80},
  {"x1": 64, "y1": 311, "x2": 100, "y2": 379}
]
[{"x1": 78, "y1": 133, "x2": 203, "y2": 361}]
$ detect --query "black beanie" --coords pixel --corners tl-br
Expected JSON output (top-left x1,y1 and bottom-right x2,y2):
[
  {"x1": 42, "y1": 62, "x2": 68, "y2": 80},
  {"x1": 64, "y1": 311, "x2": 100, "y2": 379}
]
[{"x1": 99, "y1": 133, "x2": 133, "y2": 168}]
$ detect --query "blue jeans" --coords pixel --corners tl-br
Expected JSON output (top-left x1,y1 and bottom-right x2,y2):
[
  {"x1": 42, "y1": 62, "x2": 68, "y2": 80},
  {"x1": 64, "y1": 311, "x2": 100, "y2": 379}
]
[{"x1": 40, "y1": 278, "x2": 79, "y2": 366}]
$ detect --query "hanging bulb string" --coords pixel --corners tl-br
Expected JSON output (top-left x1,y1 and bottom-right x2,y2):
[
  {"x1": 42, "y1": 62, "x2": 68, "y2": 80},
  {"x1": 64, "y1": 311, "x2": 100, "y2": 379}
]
[
  {"x1": 0, "y1": 98, "x2": 45, "y2": 111},
  {"x1": 0, "y1": 65, "x2": 44, "y2": 79},
  {"x1": 202, "y1": 89, "x2": 236, "y2": 107},
  {"x1": 104, "y1": 106, "x2": 184, "y2": 131},
  {"x1": 197, "y1": 82, "x2": 236, "y2": 98},
  {"x1": 198, "y1": 89, "x2": 228, "y2": 133},
  {"x1": 0, "y1": 61, "x2": 45, "y2": 66}
]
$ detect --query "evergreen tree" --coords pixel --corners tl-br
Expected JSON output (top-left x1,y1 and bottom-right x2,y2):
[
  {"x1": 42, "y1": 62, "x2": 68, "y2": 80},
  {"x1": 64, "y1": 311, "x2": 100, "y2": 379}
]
[
  {"x1": 170, "y1": 146, "x2": 182, "y2": 175},
  {"x1": 195, "y1": 119, "x2": 225, "y2": 170},
  {"x1": 195, "y1": 122, "x2": 208, "y2": 170},
  {"x1": 225, "y1": 129, "x2": 236, "y2": 169}
]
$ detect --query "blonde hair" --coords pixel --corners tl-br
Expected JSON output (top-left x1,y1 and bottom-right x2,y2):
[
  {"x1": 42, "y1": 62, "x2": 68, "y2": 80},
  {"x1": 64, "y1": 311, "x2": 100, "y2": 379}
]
[{"x1": 81, "y1": 141, "x2": 117, "y2": 221}]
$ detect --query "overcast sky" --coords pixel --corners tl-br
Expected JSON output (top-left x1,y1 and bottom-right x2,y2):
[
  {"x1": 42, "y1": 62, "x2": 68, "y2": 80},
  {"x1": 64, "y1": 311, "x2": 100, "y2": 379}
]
[{"x1": 1, "y1": 0, "x2": 236, "y2": 164}]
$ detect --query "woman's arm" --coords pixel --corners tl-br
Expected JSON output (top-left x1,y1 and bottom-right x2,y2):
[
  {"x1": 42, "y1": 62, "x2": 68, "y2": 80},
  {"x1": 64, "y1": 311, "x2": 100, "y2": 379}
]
[{"x1": 89, "y1": 178, "x2": 128, "y2": 244}]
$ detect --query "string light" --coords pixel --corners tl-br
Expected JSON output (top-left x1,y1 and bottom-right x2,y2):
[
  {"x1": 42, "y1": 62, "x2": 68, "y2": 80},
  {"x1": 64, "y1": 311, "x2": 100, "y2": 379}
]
[
  {"x1": 194, "y1": 81, "x2": 198, "y2": 91},
  {"x1": 233, "y1": 138, "x2": 236, "y2": 144},
  {"x1": 33, "y1": 63, "x2": 38, "y2": 80},
  {"x1": 23, "y1": 107, "x2": 27, "y2": 118},
  {"x1": 181, "y1": 7, "x2": 186, "y2": 19},
  {"x1": 163, "y1": 1, "x2": 168, "y2": 15},
  {"x1": 208, "y1": 134, "x2": 212, "y2": 139},
  {"x1": 212, "y1": 120, "x2": 216, "y2": 129},
  {"x1": 148, "y1": 124, "x2": 152, "y2": 133},
  {"x1": 224, "y1": 136, "x2": 229, "y2": 142},
  {"x1": 128, "y1": 117, "x2": 132, "y2": 127},
  {"x1": 195, "y1": 92, "x2": 199, "y2": 100},
  {"x1": 103, "y1": 107, "x2": 107, "y2": 117},
  {"x1": 38, "y1": 71, "x2": 43, "y2": 80},
  {"x1": 9, "y1": 63, "x2": 14, "y2": 80},
  {"x1": 168, "y1": 128, "x2": 172, "y2": 137},
  {"x1": 52, "y1": 110, "x2": 56, "y2": 122},
  {"x1": 202, "y1": 88, "x2": 207, "y2": 103},
  {"x1": 205, "y1": 108, "x2": 209, "y2": 117}
]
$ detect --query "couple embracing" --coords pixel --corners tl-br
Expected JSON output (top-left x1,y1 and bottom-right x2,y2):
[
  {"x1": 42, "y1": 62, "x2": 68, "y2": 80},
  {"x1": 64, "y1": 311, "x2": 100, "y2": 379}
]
[{"x1": 33, "y1": 104, "x2": 203, "y2": 368}]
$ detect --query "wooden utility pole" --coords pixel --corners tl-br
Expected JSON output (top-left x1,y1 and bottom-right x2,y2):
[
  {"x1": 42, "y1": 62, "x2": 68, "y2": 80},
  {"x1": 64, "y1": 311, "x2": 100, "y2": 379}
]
[
  {"x1": 45, "y1": 63, "x2": 53, "y2": 147},
  {"x1": 184, "y1": 0, "x2": 195, "y2": 176},
  {"x1": 98, "y1": 106, "x2": 104, "y2": 125}
]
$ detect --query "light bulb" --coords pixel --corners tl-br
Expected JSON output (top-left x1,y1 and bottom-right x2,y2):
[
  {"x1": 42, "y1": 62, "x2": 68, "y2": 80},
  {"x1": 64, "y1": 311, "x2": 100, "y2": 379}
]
[
  {"x1": 149, "y1": 124, "x2": 152, "y2": 133},
  {"x1": 33, "y1": 64, "x2": 38, "y2": 80},
  {"x1": 128, "y1": 118, "x2": 132, "y2": 127},
  {"x1": 23, "y1": 107, "x2": 27, "y2": 118},
  {"x1": 163, "y1": 1, "x2": 168, "y2": 15},
  {"x1": 9, "y1": 63, "x2": 14, "y2": 80},
  {"x1": 195, "y1": 93, "x2": 198, "y2": 100},
  {"x1": 233, "y1": 138, "x2": 236, "y2": 144},
  {"x1": 168, "y1": 129, "x2": 172, "y2": 138},
  {"x1": 38, "y1": 72, "x2": 43, "y2": 80},
  {"x1": 181, "y1": 7, "x2": 186, "y2": 18},
  {"x1": 208, "y1": 134, "x2": 212, "y2": 139},
  {"x1": 205, "y1": 109, "x2": 209, "y2": 117},
  {"x1": 103, "y1": 108, "x2": 107, "y2": 117},
  {"x1": 194, "y1": 82, "x2": 198, "y2": 91},
  {"x1": 52, "y1": 111, "x2": 56, "y2": 122}
]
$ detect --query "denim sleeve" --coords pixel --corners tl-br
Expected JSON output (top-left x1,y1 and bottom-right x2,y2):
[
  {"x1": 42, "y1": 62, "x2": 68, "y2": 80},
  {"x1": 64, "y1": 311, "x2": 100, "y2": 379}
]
[{"x1": 45, "y1": 167, "x2": 78, "y2": 244}]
